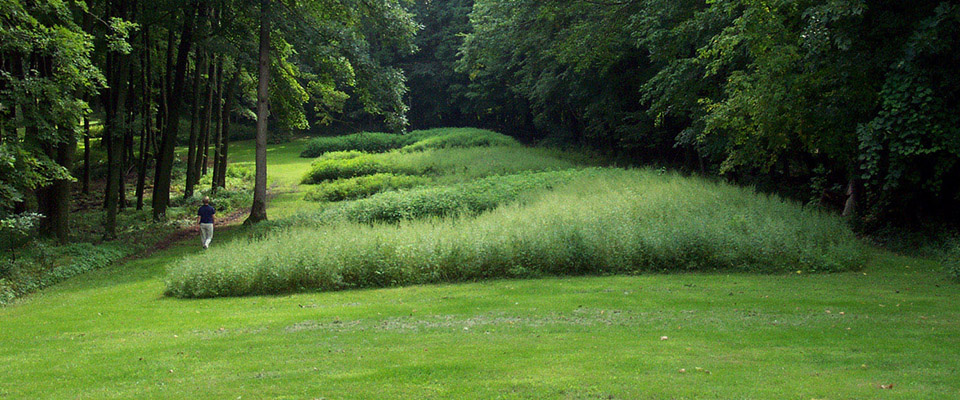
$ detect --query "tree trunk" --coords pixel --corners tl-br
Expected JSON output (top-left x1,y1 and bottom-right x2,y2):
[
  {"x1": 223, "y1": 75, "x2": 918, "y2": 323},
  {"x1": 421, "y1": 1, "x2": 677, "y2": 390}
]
[
  {"x1": 246, "y1": 0, "x2": 270, "y2": 225},
  {"x1": 210, "y1": 58, "x2": 224, "y2": 191},
  {"x1": 103, "y1": 53, "x2": 119, "y2": 236},
  {"x1": 82, "y1": 116, "x2": 91, "y2": 194},
  {"x1": 217, "y1": 68, "x2": 240, "y2": 190},
  {"x1": 119, "y1": 65, "x2": 136, "y2": 211},
  {"x1": 842, "y1": 177, "x2": 860, "y2": 218},
  {"x1": 153, "y1": 3, "x2": 198, "y2": 221},
  {"x1": 136, "y1": 25, "x2": 152, "y2": 210},
  {"x1": 185, "y1": 50, "x2": 206, "y2": 198},
  {"x1": 199, "y1": 55, "x2": 217, "y2": 185}
]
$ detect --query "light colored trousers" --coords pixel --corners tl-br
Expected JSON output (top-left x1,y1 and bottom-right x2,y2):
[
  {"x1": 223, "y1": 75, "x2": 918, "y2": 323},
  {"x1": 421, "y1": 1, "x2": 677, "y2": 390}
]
[{"x1": 200, "y1": 223, "x2": 214, "y2": 248}]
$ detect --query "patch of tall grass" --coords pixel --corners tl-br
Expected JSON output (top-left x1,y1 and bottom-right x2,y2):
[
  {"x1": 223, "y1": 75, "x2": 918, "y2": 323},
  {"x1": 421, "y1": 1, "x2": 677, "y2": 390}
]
[
  {"x1": 399, "y1": 128, "x2": 518, "y2": 152},
  {"x1": 300, "y1": 128, "x2": 512, "y2": 157},
  {"x1": 301, "y1": 146, "x2": 583, "y2": 184},
  {"x1": 304, "y1": 173, "x2": 431, "y2": 202},
  {"x1": 166, "y1": 169, "x2": 867, "y2": 298},
  {"x1": 304, "y1": 169, "x2": 594, "y2": 224}
]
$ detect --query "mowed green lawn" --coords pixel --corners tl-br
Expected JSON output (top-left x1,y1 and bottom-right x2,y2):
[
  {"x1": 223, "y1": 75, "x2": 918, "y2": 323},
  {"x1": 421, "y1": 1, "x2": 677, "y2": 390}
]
[{"x1": 2, "y1": 139, "x2": 959, "y2": 399}]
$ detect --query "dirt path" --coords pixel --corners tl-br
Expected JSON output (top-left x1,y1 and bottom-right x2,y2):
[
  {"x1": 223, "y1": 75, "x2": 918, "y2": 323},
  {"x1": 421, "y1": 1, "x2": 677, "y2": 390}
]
[{"x1": 119, "y1": 207, "x2": 250, "y2": 262}]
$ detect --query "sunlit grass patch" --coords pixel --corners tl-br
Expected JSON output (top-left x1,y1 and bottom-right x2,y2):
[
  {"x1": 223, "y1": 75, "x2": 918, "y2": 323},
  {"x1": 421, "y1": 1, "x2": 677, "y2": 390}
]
[
  {"x1": 166, "y1": 169, "x2": 867, "y2": 298},
  {"x1": 301, "y1": 146, "x2": 584, "y2": 184},
  {"x1": 304, "y1": 173, "x2": 432, "y2": 202},
  {"x1": 299, "y1": 128, "x2": 515, "y2": 158}
]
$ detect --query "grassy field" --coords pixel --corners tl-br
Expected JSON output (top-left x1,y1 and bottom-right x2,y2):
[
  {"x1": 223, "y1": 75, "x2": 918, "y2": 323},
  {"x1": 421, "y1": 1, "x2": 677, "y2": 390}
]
[{"x1": 2, "y1": 130, "x2": 959, "y2": 399}]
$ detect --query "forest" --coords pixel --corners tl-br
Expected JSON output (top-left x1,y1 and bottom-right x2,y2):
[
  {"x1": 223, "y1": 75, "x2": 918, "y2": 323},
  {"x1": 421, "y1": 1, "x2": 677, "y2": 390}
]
[
  {"x1": 3, "y1": 0, "x2": 959, "y2": 243},
  {"x1": 2, "y1": 0, "x2": 960, "y2": 398}
]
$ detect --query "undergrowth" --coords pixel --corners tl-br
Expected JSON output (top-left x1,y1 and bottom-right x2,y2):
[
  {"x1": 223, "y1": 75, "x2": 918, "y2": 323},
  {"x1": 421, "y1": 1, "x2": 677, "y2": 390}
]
[{"x1": 1, "y1": 243, "x2": 128, "y2": 305}]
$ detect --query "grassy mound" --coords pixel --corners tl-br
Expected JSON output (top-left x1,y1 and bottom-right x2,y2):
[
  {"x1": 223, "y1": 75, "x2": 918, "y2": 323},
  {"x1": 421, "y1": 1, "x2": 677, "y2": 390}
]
[
  {"x1": 399, "y1": 128, "x2": 518, "y2": 152},
  {"x1": 303, "y1": 173, "x2": 431, "y2": 202},
  {"x1": 299, "y1": 128, "x2": 514, "y2": 158},
  {"x1": 301, "y1": 146, "x2": 582, "y2": 184},
  {"x1": 304, "y1": 168, "x2": 593, "y2": 224},
  {"x1": 166, "y1": 169, "x2": 866, "y2": 298}
]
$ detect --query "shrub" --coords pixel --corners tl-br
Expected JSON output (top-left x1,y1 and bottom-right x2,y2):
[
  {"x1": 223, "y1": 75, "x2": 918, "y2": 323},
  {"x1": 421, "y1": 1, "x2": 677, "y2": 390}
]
[
  {"x1": 0, "y1": 212, "x2": 42, "y2": 255},
  {"x1": 944, "y1": 243, "x2": 960, "y2": 283},
  {"x1": 304, "y1": 173, "x2": 431, "y2": 202},
  {"x1": 1, "y1": 242, "x2": 126, "y2": 306},
  {"x1": 166, "y1": 169, "x2": 867, "y2": 298}
]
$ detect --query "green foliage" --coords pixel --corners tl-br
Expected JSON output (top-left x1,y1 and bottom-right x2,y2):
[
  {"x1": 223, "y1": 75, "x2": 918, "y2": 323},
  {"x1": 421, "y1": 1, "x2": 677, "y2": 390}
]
[
  {"x1": 398, "y1": 0, "x2": 474, "y2": 128},
  {"x1": 304, "y1": 173, "x2": 431, "y2": 202},
  {"x1": 458, "y1": 0, "x2": 960, "y2": 224},
  {"x1": 399, "y1": 128, "x2": 518, "y2": 152},
  {"x1": 0, "y1": 243, "x2": 126, "y2": 306},
  {"x1": 0, "y1": 0, "x2": 102, "y2": 213},
  {"x1": 301, "y1": 145, "x2": 582, "y2": 184},
  {"x1": 0, "y1": 212, "x2": 41, "y2": 254},
  {"x1": 166, "y1": 169, "x2": 866, "y2": 298},
  {"x1": 300, "y1": 128, "x2": 515, "y2": 157},
  {"x1": 856, "y1": 4, "x2": 960, "y2": 223},
  {"x1": 302, "y1": 154, "x2": 394, "y2": 183},
  {"x1": 301, "y1": 132, "x2": 421, "y2": 157}
]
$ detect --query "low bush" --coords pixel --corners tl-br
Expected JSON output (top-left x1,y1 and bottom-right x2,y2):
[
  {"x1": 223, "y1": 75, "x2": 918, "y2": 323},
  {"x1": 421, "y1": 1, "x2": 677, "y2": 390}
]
[
  {"x1": 1, "y1": 243, "x2": 127, "y2": 305},
  {"x1": 302, "y1": 146, "x2": 583, "y2": 184},
  {"x1": 166, "y1": 169, "x2": 867, "y2": 298},
  {"x1": 944, "y1": 243, "x2": 960, "y2": 283},
  {"x1": 304, "y1": 173, "x2": 431, "y2": 202}
]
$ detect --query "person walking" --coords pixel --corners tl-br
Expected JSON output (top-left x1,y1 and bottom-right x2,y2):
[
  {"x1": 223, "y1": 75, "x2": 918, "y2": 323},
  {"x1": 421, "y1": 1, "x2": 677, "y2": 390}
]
[{"x1": 197, "y1": 196, "x2": 216, "y2": 249}]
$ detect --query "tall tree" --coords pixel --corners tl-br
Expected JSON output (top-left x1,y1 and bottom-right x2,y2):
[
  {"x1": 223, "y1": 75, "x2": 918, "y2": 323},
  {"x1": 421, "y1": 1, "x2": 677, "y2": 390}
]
[
  {"x1": 184, "y1": 50, "x2": 206, "y2": 199},
  {"x1": 152, "y1": 2, "x2": 198, "y2": 221},
  {"x1": 245, "y1": 0, "x2": 271, "y2": 224}
]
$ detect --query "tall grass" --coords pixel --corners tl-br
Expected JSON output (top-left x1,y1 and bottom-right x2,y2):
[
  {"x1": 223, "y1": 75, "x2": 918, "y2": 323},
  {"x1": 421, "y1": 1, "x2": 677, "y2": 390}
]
[
  {"x1": 301, "y1": 146, "x2": 584, "y2": 184},
  {"x1": 166, "y1": 169, "x2": 867, "y2": 298},
  {"x1": 399, "y1": 128, "x2": 518, "y2": 152},
  {"x1": 305, "y1": 169, "x2": 594, "y2": 224},
  {"x1": 300, "y1": 128, "x2": 514, "y2": 157},
  {"x1": 303, "y1": 173, "x2": 431, "y2": 202}
]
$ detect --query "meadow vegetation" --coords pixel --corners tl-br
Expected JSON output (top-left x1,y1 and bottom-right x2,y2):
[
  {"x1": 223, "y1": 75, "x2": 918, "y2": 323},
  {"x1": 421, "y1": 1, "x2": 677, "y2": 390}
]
[
  {"x1": 300, "y1": 128, "x2": 516, "y2": 157},
  {"x1": 168, "y1": 133, "x2": 866, "y2": 298},
  {"x1": 4, "y1": 132, "x2": 959, "y2": 400},
  {"x1": 304, "y1": 173, "x2": 431, "y2": 202},
  {"x1": 301, "y1": 145, "x2": 583, "y2": 184}
]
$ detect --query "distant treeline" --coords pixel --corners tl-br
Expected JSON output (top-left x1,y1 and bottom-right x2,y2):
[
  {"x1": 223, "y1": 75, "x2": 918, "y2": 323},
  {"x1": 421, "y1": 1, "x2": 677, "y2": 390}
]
[{"x1": 400, "y1": 0, "x2": 960, "y2": 227}]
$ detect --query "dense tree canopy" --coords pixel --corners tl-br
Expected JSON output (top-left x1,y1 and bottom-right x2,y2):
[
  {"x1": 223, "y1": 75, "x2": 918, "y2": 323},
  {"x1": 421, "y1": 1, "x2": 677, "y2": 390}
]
[
  {"x1": 450, "y1": 0, "x2": 960, "y2": 225},
  {"x1": 2, "y1": 0, "x2": 958, "y2": 245}
]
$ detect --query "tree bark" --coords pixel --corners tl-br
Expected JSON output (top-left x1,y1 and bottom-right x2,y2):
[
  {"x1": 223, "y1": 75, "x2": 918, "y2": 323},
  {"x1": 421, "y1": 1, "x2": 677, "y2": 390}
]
[
  {"x1": 119, "y1": 64, "x2": 136, "y2": 211},
  {"x1": 136, "y1": 25, "x2": 152, "y2": 210},
  {"x1": 217, "y1": 68, "x2": 240, "y2": 190},
  {"x1": 82, "y1": 116, "x2": 91, "y2": 194},
  {"x1": 185, "y1": 50, "x2": 206, "y2": 198},
  {"x1": 199, "y1": 55, "x2": 217, "y2": 185},
  {"x1": 211, "y1": 58, "x2": 224, "y2": 191},
  {"x1": 246, "y1": 0, "x2": 270, "y2": 225},
  {"x1": 153, "y1": 3, "x2": 198, "y2": 221}
]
